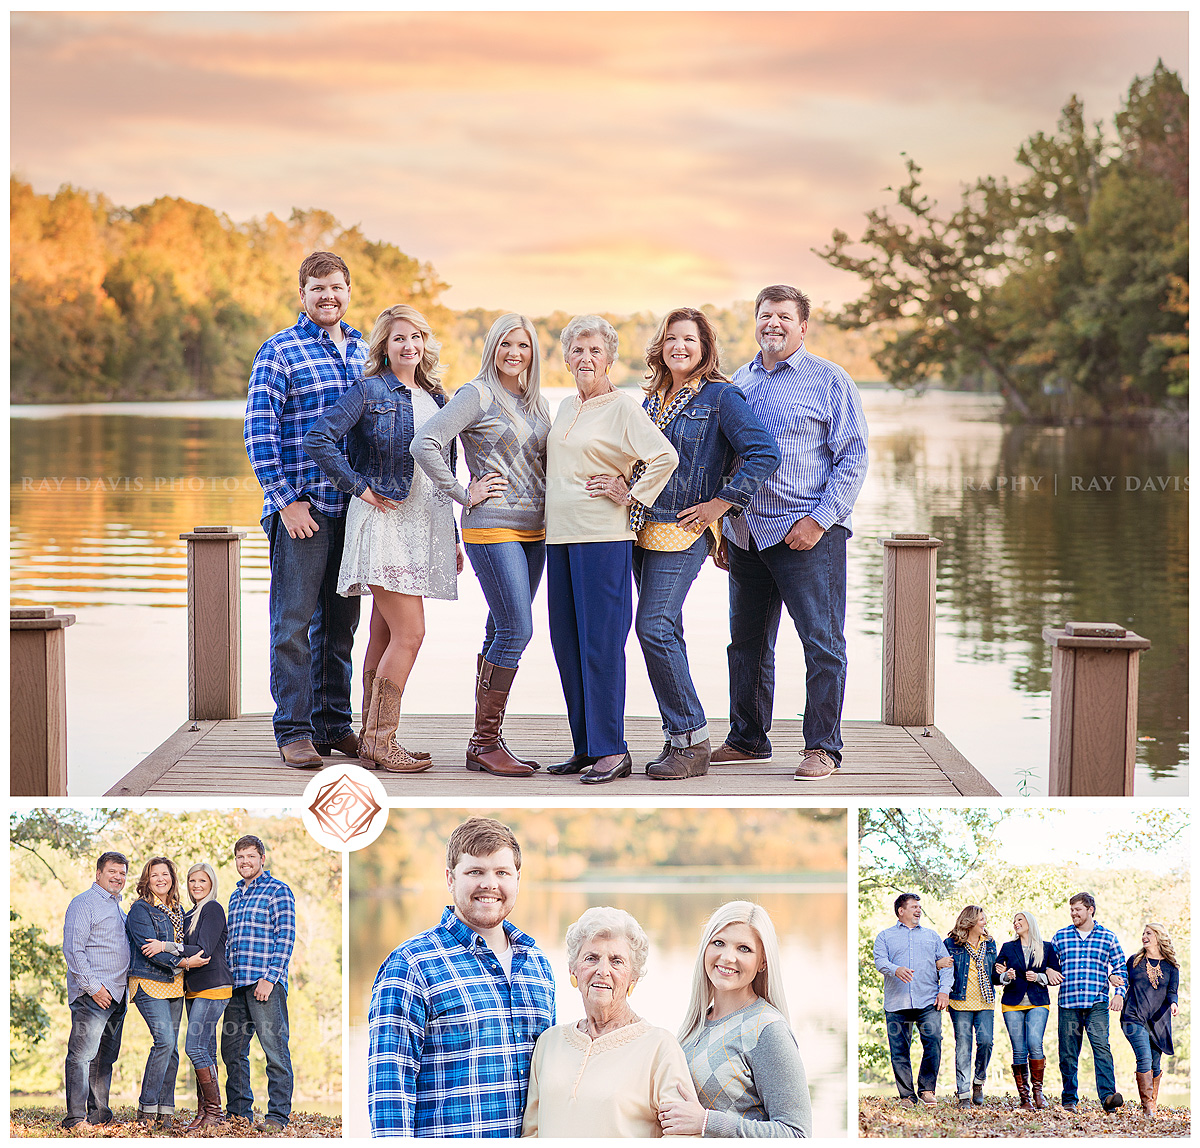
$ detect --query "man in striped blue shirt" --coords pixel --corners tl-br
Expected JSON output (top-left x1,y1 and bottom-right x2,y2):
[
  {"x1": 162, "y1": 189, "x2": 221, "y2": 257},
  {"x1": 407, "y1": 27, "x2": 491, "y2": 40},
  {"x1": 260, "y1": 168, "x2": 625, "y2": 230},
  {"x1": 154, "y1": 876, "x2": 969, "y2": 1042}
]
[
  {"x1": 61, "y1": 852, "x2": 130, "y2": 1128},
  {"x1": 1051, "y1": 891, "x2": 1127, "y2": 1113},
  {"x1": 368, "y1": 818, "x2": 555, "y2": 1137},
  {"x1": 221, "y1": 834, "x2": 297, "y2": 1131},
  {"x1": 714, "y1": 285, "x2": 869, "y2": 780},
  {"x1": 244, "y1": 251, "x2": 368, "y2": 768}
]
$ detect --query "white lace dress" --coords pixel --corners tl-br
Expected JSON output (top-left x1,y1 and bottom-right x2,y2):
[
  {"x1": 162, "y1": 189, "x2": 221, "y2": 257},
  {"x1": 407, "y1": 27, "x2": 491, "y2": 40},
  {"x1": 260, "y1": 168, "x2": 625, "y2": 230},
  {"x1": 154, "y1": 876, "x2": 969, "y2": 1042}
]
[{"x1": 337, "y1": 387, "x2": 458, "y2": 601}]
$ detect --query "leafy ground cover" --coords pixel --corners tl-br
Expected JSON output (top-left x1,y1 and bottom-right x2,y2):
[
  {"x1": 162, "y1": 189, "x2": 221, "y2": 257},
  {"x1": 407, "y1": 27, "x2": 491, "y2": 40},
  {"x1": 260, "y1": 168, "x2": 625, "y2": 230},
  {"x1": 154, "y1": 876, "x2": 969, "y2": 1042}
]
[
  {"x1": 10, "y1": 1107, "x2": 341, "y2": 1139},
  {"x1": 860, "y1": 1096, "x2": 1190, "y2": 1138}
]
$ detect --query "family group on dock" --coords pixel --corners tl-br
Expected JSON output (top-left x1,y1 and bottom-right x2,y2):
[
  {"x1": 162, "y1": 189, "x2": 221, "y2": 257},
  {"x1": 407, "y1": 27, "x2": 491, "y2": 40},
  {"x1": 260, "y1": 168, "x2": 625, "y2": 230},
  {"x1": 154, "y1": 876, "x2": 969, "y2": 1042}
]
[{"x1": 244, "y1": 252, "x2": 868, "y2": 784}]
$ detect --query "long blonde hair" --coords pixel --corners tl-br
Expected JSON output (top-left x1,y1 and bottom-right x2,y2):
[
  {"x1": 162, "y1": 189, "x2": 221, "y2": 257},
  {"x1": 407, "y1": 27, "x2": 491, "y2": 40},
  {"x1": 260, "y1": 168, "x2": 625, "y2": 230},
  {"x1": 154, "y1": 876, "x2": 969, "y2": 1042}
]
[
  {"x1": 678, "y1": 902, "x2": 789, "y2": 1046},
  {"x1": 471, "y1": 314, "x2": 549, "y2": 422},
  {"x1": 185, "y1": 862, "x2": 220, "y2": 937},
  {"x1": 1132, "y1": 922, "x2": 1178, "y2": 968},
  {"x1": 363, "y1": 304, "x2": 444, "y2": 395},
  {"x1": 1012, "y1": 909, "x2": 1044, "y2": 968}
]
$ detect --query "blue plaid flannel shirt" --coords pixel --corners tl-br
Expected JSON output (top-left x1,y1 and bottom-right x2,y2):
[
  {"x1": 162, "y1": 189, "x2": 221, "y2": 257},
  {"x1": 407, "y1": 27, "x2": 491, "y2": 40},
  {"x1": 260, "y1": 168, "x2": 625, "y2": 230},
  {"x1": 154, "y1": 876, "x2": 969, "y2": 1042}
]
[
  {"x1": 244, "y1": 312, "x2": 368, "y2": 520},
  {"x1": 1051, "y1": 922, "x2": 1127, "y2": 1008},
  {"x1": 226, "y1": 870, "x2": 296, "y2": 990},
  {"x1": 368, "y1": 907, "x2": 556, "y2": 1138}
]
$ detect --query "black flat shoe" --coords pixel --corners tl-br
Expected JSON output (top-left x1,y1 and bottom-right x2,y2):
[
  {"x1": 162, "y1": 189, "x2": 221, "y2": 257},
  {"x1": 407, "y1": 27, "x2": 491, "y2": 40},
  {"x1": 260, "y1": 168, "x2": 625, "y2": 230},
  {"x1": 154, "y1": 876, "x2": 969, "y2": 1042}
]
[
  {"x1": 580, "y1": 752, "x2": 633, "y2": 784},
  {"x1": 548, "y1": 753, "x2": 596, "y2": 776}
]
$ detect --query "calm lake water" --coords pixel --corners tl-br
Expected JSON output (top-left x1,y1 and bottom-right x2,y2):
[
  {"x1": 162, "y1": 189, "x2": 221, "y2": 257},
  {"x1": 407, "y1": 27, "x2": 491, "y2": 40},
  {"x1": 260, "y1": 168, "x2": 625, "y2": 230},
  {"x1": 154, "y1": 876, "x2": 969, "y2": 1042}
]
[
  {"x1": 347, "y1": 879, "x2": 848, "y2": 1138},
  {"x1": 10, "y1": 387, "x2": 1188, "y2": 795}
]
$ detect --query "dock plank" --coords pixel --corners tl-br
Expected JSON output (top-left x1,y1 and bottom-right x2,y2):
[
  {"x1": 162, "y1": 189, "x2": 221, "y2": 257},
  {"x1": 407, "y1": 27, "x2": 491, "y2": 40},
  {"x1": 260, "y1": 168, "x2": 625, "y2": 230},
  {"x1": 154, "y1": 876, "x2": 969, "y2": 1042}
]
[{"x1": 108, "y1": 714, "x2": 999, "y2": 797}]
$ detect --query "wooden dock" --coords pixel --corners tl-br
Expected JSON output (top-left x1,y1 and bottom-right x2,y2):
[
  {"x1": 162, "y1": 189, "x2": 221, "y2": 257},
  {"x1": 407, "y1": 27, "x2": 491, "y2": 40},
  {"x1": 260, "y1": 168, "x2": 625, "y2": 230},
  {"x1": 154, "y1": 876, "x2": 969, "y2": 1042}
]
[{"x1": 107, "y1": 713, "x2": 998, "y2": 797}]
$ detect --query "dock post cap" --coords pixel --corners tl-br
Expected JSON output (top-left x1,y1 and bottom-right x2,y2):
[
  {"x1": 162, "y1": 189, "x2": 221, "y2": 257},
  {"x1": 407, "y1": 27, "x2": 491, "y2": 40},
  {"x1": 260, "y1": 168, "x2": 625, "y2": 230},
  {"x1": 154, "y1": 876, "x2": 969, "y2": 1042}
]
[
  {"x1": 180, "y1": 526, "x2": 247, "y2": 541},
  {"x1": 11, "y1": 606, "x2": 76, "y2": 630},
  {"x1": 1042, "y1": 622, "x2": 1151, "y2": 650},
  {"x1": 878, "y1": 532, "x2": 943, "y2": 548}
]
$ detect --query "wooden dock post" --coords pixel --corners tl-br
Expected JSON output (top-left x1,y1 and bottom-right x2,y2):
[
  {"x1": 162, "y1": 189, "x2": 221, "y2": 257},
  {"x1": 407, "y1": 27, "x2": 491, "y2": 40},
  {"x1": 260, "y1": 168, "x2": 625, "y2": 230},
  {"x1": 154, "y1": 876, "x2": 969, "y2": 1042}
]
[
  {"x1": 181, "y1": 526, "x2": 246, "y2": 721},
  {"x1": 1042, "y1": 622, "x2": 1151, "y2": 796},
  {"x1": 879, "y1": 533, "x2": 943, "y2": 726},
  {"x1": 11, "y1": 606, "x2": 76, "y2": 795}
]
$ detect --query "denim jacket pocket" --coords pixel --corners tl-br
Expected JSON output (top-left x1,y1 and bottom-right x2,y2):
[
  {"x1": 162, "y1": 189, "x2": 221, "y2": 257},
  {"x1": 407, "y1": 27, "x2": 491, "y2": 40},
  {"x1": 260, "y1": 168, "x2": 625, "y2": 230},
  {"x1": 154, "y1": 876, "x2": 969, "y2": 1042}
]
[{"x1": 675, "y1": 406, "x2": 711, "y2": 446}]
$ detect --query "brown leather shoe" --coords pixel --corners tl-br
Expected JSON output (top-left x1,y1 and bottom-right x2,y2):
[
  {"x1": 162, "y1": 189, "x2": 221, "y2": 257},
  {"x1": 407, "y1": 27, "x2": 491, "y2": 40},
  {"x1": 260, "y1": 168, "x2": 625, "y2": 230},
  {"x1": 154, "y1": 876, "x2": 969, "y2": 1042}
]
[
  {"x1": 279, "y1": 739, "x2": 323, "y2": 768},
  {"x1": 315, "y1": 732, "x2": 361, "y2": 758},
  {"x1": 465, "y1": 660, "x2": 535, "y2": 777},
  {"x1": 711, "y1": 742, "x2": 772, "y2": 764},
  {"x1": 794, "y1": 748, "x2": 837, "y2": 780},
  {"x1": 647, "y1": 739, "x2": 711, "y2": 779}
]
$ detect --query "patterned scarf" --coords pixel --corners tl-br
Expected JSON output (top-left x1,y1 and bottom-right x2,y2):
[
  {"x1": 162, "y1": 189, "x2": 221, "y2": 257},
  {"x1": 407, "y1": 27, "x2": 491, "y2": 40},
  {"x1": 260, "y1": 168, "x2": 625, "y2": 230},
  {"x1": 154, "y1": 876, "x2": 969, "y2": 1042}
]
[
  {"x1": 966, "y1": 937, "x2": 995, "y2": 1004},
  {"x1": 628, "y1": 383, "x2": 699, "y2": 532},
  {"x1": 152, "y1": 895, "x2": 185, "y2": 944}
]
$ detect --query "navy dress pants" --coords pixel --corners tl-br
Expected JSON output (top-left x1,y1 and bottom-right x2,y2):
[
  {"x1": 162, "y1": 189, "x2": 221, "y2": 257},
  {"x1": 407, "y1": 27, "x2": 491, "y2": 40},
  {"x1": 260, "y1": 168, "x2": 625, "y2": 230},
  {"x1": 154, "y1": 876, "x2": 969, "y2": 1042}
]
[{"x1": 547, "y1": 541, "x2": 632, "y2": 757}]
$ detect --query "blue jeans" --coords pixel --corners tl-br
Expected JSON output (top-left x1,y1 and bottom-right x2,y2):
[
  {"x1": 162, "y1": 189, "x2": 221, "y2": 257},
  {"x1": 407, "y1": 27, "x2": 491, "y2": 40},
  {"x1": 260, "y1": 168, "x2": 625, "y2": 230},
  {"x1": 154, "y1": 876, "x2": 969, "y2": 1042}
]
[
  {"x1": 185, "y1": 995, "x2": 229, "y2": 1071},
  {"x1": 949, "y1": 1008, "x2": 994, "y2": 1097},
  {"x1": 132, "y1": 990, "x2": 183, "y2": 1113},
  {"x1": 221, "y1": 983, "x2": 293, "y2": 1126},
  {"x1": 726, "y1": 526, "x2": 848, "y2": 764},
  {"x1": 1003, "y1": 1006, "x2": 1050, "y2": 1065},
  {"x1": 633, "y1": 535, "x2": 711, "y2": 745},
  {"x1": 1059, "y1": 1002, "x2": 1117, "y2": 1105},
  {"x1": 885, "y1": 1006, "x2": 942, "y2": 1100},
  {"x1": 547, "y1": 541, "x2": 632, "y2": 757},
  {"x1": 264, "y1": 506, "x2": 360, "y2": 748},
  {"x1": 64, "y1": 991, "x2": 126, "y2": 1125},
  {"x1": 465, "y1": 539, "x2": 546, "y2": 669},
  {"x1": 1121, "y1": 1021, "x2": 1161, "y2": 1076}
]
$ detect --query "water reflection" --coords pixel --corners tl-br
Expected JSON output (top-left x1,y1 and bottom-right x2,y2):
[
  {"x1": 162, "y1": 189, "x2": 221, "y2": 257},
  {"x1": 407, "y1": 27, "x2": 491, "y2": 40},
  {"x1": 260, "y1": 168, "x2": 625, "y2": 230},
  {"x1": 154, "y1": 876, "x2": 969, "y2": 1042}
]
[{"x1": 9, "y1": 390, "x2": 1188, "y2": 788}]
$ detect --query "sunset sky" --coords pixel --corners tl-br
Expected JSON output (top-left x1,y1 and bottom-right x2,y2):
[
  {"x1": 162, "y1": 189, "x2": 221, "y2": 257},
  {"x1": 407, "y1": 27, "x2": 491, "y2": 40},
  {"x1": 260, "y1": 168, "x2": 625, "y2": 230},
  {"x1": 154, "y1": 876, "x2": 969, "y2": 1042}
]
[{"x1": 11, "y1": 10, "x2": 1189, "y2": 315}]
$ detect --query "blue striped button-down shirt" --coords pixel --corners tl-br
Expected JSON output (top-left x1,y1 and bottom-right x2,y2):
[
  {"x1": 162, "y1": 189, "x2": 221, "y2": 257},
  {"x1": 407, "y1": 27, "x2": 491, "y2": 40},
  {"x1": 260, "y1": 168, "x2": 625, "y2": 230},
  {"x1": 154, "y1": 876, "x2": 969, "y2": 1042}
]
[
  {"x1": 244, "y1": 312, "x2": 368, "y2": 520},
  {"x1": 724, "y1": 344, "x2": 869, "y2": 549},
  {"x1": 368, "y1": 907, "x2": 556, "y2": 1138},
  {"x1": 874, "y1": 922, "x2": 953, "y2": 1011},
  {"x1": 63, "y1": 883, "x2": 129, "y2": 1004},
  {"x1": 226, "y1": 870, "x2": 296, "y2": 990},
  {"x1": 1051, "y1": 922, "x2": 1128, "y2": 1009}
]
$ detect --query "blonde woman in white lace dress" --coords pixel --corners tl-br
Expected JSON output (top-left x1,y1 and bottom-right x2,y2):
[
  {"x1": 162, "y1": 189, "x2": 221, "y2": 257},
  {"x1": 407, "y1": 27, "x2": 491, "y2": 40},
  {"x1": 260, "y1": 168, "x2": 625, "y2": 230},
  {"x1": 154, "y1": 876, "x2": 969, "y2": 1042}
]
[{"x1": 304, "y1": 304, "x2": 463, "y2": 771}]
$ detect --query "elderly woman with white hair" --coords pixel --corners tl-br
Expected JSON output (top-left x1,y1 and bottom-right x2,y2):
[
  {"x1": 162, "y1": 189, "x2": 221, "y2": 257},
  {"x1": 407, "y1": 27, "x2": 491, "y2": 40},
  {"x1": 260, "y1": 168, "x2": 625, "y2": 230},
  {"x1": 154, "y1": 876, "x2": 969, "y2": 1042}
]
[
  {"x1": 178, "y1": 861, "x2": 232, "y2": 1130},
  {"x1": 544, "y1": 315, "x2": 678, "y2": 784},
  {"x1": 660, "y1": 902, "x2": 812, "y2": 1137},
  {"x1": 412, "y1": 314, "x2": 552, "y2": 777},
  {"x1": 522, "y1": 906, "x2": 697, "y2": 1137}
]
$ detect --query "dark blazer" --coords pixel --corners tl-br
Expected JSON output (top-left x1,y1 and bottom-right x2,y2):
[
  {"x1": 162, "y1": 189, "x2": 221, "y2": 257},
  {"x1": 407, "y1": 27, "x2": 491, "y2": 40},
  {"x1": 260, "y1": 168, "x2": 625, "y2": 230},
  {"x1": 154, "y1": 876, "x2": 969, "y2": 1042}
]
[
  {"x1": 996, "y1": 938, "x2": 1061, "y2": 1007},
  {"x1": 304, "y1": 372, "x2": 454, "y2": 502},
  {"x1": 182, "y1": 901, "x2": 233, "y2": 995},
  {"x1": 126, "y1": 899, "x2": 202, "y2": 983},
  {"x1": 641, "y1": 380, "x2": 780, "y2": 523},
  {"x1": 944, "y1": 933, "x2": 1000, "y2": 1002}
]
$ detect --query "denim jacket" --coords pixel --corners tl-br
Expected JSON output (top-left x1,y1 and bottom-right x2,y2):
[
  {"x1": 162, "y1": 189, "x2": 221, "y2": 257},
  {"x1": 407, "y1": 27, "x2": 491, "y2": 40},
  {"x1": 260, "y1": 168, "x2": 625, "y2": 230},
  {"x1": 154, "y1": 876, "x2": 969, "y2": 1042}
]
[
  {"x1": 944, "y1": 933, "x2": 1000, "y2": 1002},
  {"x1": 125, "y1": 899, "x2": 201, "y2": 984},
  {"x1": 641, "y1": 380, "x2": 780, "y2": 522},
  {"x1": 303, "y1": 372, "x2": 455, "y2": 502}
]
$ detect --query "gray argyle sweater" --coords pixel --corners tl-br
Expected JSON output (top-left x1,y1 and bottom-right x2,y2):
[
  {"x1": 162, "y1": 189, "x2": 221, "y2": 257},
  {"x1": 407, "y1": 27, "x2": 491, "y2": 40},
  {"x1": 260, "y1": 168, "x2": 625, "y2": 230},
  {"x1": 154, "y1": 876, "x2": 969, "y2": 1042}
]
[
  {"x1": 410, "y1": 381, "x2": 550, "y2": 533},
  {"x1": 682, "y1": 996, "x2": 812, "y2": 1137}
]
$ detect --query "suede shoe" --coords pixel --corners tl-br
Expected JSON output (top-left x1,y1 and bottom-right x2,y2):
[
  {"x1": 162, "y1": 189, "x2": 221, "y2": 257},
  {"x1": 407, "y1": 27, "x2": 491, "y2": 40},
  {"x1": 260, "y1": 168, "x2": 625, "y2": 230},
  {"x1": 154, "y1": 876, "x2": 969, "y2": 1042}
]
[
  {"x1": 710, "y1": 742, "x2": 772, "y2": 764},
  {"x1": 580, "y1": 752, "x2": 633, "y2": 784},
  {"x1": 279, "y1": 738, "x2": 323, "y2": 768},
  {"x1": 794, "y1": 748, "x2": 838, "y2": 780},
  {"x1": 918, "y1": 1091, "x2": 937, "y2": 1108},
  {"x1": 315, "y1": 732, "x2": 361, "y2": 758},
  {"x1": 648, "y1": 739, "x2": 711, "y2": 780},
  {"x1": 644, "y1": 743, "x2": 671, "y2": 771},
  {"x1": 548, "y1": 753, "x2": 596, "y2": 776},
  {"x1": 1102, "y1": 1093, "x2": 1124, "y2": 1113},
  {"x1": 258, "y1": 1116, "x2": 286, "y2": 1133}
]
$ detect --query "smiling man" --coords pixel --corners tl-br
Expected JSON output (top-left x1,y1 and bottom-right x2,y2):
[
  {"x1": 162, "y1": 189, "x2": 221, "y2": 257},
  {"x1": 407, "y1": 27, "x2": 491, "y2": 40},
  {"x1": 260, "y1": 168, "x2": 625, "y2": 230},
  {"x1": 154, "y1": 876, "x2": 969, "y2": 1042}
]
[
  {"x1": 244, "y1": 251, "x2": 369, "y2": 768},
  {"x1": 714, "y1": 284, "x2": 869, "y2": 780},
  {"x1": 367, "y1": 818, "x2": 556, "y2": 1137}
]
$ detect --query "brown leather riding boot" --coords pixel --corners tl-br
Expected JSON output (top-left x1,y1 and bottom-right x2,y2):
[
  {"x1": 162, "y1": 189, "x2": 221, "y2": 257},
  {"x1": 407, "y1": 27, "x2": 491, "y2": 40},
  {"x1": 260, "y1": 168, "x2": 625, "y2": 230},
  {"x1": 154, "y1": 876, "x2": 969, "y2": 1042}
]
[
  {"x1": 1029, "y1": 1057, "x2": 1049, "y2": 1109},
  {"x1": 186, "y1": 1065, "x2": 224, "y2": 1129},
  {"x1": 1150, "y1": 1073, "x2": 1161, "y2": 1116},
  {"x1": 1012, "y1": 1063, "x2": 1034, "y2": 1110},
  {"x1": 466, "y1": 661, "x2": 535, "y2": 777},
  {"x1": 1135, "y1": 1069, "x2": 1154, "y2": 1114}
]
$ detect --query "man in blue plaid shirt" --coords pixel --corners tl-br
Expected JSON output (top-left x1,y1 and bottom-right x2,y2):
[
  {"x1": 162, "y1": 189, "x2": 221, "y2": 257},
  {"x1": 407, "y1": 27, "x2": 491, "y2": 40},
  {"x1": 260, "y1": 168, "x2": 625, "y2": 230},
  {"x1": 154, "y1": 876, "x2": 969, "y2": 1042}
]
[
  {"x1": 244, "y1": 250, "x2": 368, "y2": 767},
  {"x1": 1051, "y1": 891, "x2": 1128, "y2": 1113},
  {"x1": 368, "y1": 818, "x2": 555, "y2": 1137},
  {"x1": 221, "y1": 834, "x2": 297, "y2": 1131}
]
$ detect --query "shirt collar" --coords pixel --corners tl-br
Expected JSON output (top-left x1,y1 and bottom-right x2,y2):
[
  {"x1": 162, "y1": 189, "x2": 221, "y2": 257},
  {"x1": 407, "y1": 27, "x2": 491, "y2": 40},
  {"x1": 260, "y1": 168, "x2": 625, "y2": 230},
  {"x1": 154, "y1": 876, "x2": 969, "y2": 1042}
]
[
  {"x1": 751, "y1": 342, "x2": 808, "y2": 374},
  {"x1": 237, "y1": 868, "x2": 272, "y2": 890},
  {"x1": 90, "y1": 881, "x2": 122, "y2": 903},
  {"x1": 296, "y1": 311, "x2": 363, "y2": 343},
  {"x1": 896, "y1": 920, "x2": 923, "y2": 931},
  {"x1": 439, "y1": 905, "x2": 536, "y2": 954}
]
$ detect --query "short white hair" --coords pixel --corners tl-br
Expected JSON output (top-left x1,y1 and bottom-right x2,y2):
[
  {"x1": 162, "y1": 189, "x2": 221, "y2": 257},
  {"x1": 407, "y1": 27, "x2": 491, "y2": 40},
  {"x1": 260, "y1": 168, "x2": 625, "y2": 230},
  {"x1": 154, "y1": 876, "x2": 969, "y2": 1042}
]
[
  {"x1": 565, "y1": 906, "x2": 648, "y2": 980},
  {"x1": 560, "y1": 315, "x2": 619, "y2": 362}
]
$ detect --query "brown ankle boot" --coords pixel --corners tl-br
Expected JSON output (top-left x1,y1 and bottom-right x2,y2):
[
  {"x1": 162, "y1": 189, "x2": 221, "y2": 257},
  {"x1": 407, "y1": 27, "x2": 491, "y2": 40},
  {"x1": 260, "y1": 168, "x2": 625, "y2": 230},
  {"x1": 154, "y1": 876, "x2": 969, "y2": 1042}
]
[
  {"x1": 1135, "y1": 1069, "x2": 1154, "y2": 1114},
  {"x1": 466, "y1": 661, "x2": 535, "y2": 776},
  {"x1": 1012, "y1": 1063, "x2": 1034, "y2": 1110},
  {"x1": 1029, "y1": 1057, "x2": 1049, "y2": 1109},
  {"x1": 186, "y1": 1065, "x2": 224, "y2": 1129}
]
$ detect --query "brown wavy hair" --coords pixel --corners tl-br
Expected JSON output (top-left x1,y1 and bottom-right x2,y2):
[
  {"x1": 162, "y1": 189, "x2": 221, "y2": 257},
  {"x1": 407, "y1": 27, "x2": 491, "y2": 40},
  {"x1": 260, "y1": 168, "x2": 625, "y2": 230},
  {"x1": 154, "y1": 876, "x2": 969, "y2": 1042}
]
[
  {"x1": 1131, "y1": 922, "x2": 1179, "y2": 968},
  {"x1": 643, "y1": 307, "x2": 730, "y2": 396},
  {"x1": 135, "y1": 856, "x2": 181, "y2": 908},
  {"x1": 950, "y1": 904, "x2": 989, "y2": 945},
  {"x1": 363, "y1": 304, "x2": 444, "y2": 396}
]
